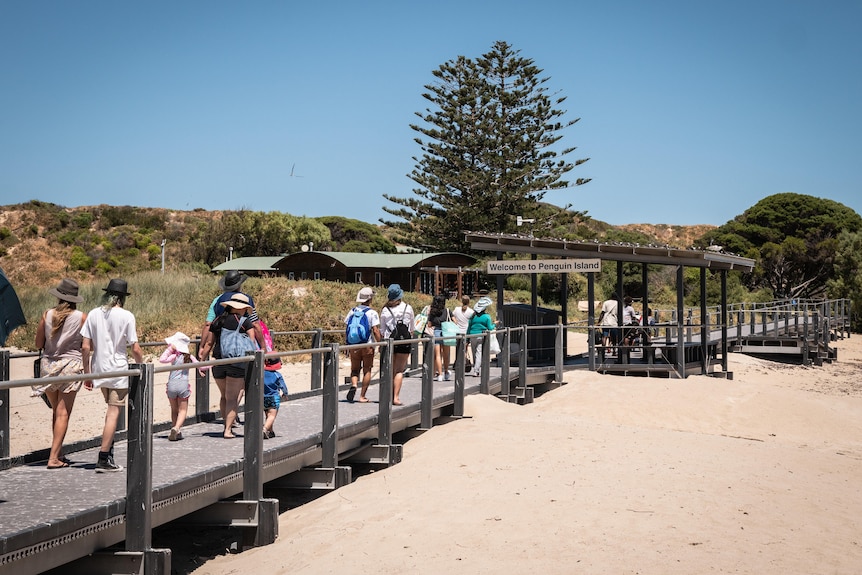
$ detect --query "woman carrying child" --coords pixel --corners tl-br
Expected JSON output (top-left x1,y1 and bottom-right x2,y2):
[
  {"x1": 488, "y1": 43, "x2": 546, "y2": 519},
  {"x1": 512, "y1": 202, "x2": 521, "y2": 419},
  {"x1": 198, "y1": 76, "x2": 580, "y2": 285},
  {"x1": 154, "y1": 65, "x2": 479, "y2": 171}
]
[{"x1": 159, "y1": 331, "x2": 206, "y2": 441}]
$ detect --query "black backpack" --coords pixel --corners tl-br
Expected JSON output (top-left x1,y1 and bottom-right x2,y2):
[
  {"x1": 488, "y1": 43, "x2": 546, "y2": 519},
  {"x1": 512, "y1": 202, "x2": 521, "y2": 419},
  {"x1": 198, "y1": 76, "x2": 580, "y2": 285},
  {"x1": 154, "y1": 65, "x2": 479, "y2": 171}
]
[{"x1": 387, "y1": 305, "x2": 412, "y2": 353}]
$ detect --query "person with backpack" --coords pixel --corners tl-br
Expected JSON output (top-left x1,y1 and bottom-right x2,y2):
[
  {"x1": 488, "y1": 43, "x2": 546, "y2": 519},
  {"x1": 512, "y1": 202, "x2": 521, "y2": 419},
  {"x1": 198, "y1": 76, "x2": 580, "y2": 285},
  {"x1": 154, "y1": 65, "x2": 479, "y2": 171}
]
[
  {"x1": 379, "y1": 284, "x2": 414, "y2": 406},
  {"x1": 198, "y1": 293, "x2": 257, "y2": 438},
  {"x1": 344, "y1": 286, "x2": 381, "y2": 403},
  {"x1": 467, "y1": 296, "x2": 495, "y2": 377}
]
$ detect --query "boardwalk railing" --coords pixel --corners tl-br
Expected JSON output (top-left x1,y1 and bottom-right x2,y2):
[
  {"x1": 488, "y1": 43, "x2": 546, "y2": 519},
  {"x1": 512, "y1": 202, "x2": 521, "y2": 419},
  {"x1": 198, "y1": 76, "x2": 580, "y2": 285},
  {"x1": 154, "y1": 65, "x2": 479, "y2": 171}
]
[{"x1": 3, "y1": 324, "x2": 552, "y2": 575}]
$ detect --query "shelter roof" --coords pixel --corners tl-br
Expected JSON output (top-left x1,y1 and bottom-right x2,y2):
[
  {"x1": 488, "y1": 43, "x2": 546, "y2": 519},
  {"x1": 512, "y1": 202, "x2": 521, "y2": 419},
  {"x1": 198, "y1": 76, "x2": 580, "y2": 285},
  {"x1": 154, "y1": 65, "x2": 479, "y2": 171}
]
[
  {"x1": 465, "y1": 232, "x2": 756, "y2": 272},
  {"x1": 211, "y1": 256, "x2": 282, "y2": 272},
  {"x1": 278, "y1": 251, "x2": 477, "y2": 269}
]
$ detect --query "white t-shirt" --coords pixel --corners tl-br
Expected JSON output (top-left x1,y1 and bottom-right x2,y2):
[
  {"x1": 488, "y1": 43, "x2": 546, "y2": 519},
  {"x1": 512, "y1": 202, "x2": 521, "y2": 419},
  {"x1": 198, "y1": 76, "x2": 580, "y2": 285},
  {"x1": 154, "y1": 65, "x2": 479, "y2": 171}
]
[
  {"x1": 600, "y1": 299, "x2": 618, "y2": 327},
  {"x1": 80, "y1": 305, "x2": 139, "y2": 389},
  {"x1": 343, "y1": 305, "x2": 381, "y2": 343},
  {"x1": 380, "y1": 302, "x2": 414, "y2": 339},
  {"x1": 451, "y1": 305, "x2": 475, "y2": 334}
]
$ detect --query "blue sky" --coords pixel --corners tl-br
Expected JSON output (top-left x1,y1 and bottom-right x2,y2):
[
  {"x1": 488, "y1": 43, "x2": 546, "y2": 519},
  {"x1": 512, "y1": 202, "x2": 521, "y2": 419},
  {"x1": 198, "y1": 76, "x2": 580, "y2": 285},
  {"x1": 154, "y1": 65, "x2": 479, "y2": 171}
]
[{"x1": 2, "y1": 1, "x2": 860, "y2": 228}]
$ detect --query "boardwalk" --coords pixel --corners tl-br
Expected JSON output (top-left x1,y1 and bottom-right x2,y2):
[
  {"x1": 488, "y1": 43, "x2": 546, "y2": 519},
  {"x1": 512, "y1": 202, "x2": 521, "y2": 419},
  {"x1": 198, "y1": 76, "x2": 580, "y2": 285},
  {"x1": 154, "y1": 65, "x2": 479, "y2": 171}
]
[{"x1": 0, "y1": 342, "x2": 564, "y2": 575}]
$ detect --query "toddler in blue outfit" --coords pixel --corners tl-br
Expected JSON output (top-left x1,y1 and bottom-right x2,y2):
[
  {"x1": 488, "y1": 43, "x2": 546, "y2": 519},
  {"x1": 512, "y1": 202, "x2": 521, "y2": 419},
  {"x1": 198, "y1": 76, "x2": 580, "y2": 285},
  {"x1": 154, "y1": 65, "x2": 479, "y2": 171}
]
[{"x1": 263, "y1": 355, "x2": 288, "y2": 439}]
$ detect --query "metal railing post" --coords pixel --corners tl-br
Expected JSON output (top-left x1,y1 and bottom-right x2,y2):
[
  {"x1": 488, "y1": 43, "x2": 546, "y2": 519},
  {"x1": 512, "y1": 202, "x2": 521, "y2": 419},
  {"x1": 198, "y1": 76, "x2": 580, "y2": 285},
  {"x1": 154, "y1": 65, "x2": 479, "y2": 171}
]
[
  {"x1": 519, "y1": 326, "x2": 528, "y2": 389},
  {"x1": 554, "y1": 324, "x2": 564, "y2": 383},
  {"x1": 498, "y1": 329, "x2": 509, "y2": 396},
  {"x1": 243, "y1": 350, "x2": 265, "y2": 501},
  {"x1": 195, "y1": 367, "x2": 210, "y2": 418},
  {"x1": 378, "y1": 342, "x2": 392, "y2": 445},
  {"x1": 480, "y1": 331, "x2": 491, "y2": 393},
  {"x1": 310, "y1": 328, "x2": 323, "y2": 391},
  {"x1": 322, "y1": 343, "x2": 340, "y2": 469},
  {"x1": 421, "y1": 337, "x2": 434, "y2": 429},
  {"x1": 0, "y1": 350, "x2": 9, "y2": 459},
  {"x1": 453, "y1": 336, "x2": 465, "y2": 417},
  {"x1": 126, "y1": 362, "x2": 154, "y2": 553}
]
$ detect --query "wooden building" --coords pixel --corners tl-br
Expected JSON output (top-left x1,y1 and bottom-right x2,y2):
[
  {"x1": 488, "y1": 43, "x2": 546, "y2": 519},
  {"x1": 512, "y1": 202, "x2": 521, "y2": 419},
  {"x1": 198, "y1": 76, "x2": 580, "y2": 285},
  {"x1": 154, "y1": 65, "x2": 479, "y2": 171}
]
[{"x1": 212, "y1": 251, "x2": 479, "y2": 296}]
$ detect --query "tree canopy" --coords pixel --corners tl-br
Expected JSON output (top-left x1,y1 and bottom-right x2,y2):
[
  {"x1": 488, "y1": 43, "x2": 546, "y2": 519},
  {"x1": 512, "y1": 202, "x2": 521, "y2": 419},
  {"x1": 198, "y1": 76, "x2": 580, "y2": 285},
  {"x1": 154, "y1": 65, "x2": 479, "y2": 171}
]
[
  {"x1": 382, "y1": 41, "x2": 590, "y2": 253},
  {"x1": 698, "y1": 193, "x2": 862, "y2": 299}
]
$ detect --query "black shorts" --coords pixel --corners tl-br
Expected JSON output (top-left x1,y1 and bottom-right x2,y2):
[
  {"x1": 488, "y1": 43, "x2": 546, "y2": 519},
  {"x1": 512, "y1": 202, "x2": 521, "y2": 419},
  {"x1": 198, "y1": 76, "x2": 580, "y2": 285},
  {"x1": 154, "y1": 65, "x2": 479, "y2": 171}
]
[{"x1": 212, "y1": 363, "x2": 247, "y2": 380}]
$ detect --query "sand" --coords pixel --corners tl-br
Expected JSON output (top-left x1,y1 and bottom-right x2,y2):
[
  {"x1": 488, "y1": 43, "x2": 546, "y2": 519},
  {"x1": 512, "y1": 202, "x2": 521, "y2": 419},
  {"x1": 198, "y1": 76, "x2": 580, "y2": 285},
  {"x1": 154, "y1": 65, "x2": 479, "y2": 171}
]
[{"x1": 5, "y1": 337, "x2": 862, "y2": 574}]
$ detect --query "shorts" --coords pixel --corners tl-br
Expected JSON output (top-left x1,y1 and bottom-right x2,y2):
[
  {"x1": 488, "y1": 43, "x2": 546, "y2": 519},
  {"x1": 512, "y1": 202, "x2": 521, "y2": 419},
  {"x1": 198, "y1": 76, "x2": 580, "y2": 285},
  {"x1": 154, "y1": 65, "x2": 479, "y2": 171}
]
[
  {"x1": 101, "y1": 387, "x2": 129, "y2": 406},
  {"x1": 212, "y1": 363, "x2": 247, "y2": 380},
  {"x1": 166, "y1": 378, "x2": 191, "y2": 400},
  {"x1": 31, "y1": 357, "x2": 84, "y2": 396},
  {"x1": 349, "y1": 347, "x2": 375, "y2": 374},
  {"x1": 601, "y1": 327, "x2": 620, "y2": 343},
  {"x1": 264, "y1": 395, "x2": 281, "y2": 411}
]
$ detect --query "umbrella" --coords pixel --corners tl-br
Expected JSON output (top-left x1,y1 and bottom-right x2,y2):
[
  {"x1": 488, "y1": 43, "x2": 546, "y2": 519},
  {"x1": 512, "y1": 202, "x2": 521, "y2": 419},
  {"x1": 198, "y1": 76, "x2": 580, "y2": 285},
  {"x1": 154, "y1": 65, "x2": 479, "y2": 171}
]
[{"x1": 0, "y1": 267, "x2": 26, "y2": 346}]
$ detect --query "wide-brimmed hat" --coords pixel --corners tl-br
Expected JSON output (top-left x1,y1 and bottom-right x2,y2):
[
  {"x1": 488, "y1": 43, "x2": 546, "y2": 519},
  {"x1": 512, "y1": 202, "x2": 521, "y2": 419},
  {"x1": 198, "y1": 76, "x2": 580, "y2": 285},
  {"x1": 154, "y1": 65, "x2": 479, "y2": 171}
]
[
  {"x1": 474, "y1": 296, "x2": 493, "y2": 313},
  {"x1": 356, "y1": 286, "x2": 374, "y2": 303},
  {"x1": 220, "y1": 293, "x2": 252, "y2": 311},
  {"x1": 219, "y1": 270, "x2": 248, "y2": 291},
  {"x1": 265, "y1": 356, "x2": 282, "y2": 371},
  {"x1": 387, "y1": 284, "x2": 403, "y2": 301},
  {"x1": 165, "y1": 331, "x2": 191, "y2": 354},
  {"x1": 48, "y1": 278, "x2": 84, "y2": 303},
  {"x1": 103, "y1": 278, "x2": 131, "y2": 296}
]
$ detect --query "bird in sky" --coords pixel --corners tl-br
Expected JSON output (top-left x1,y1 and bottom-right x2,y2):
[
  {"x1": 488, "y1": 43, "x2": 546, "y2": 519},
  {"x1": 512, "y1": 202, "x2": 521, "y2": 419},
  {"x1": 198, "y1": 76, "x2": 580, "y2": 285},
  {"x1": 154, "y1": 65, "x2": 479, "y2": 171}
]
[{"x1": 289, "y1": 164, "x2": 304, "y2": 178}]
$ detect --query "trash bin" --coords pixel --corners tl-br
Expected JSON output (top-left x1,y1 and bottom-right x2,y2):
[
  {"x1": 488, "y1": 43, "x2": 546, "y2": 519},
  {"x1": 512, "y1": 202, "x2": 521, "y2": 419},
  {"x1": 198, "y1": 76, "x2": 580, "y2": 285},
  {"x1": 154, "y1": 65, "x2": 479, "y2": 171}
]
[{"x1": 499, "y1": 304, "x2": 560, "y2": 363}]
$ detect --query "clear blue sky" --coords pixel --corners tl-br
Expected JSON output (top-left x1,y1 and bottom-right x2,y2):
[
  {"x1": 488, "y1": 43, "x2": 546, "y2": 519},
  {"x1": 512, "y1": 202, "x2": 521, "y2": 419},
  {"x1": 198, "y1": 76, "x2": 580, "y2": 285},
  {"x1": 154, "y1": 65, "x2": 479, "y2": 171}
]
[{"x1": 2, "y1": 1, "x2": 860, "y2": 228}]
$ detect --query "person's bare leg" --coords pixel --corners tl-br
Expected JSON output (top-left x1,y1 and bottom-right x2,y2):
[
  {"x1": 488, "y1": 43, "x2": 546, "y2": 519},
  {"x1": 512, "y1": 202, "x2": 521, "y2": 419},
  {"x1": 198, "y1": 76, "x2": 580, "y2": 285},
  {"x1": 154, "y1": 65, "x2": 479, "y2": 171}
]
[
  {"x1": 223, "y1": 376, "x2": 243, "y2": 437},
  {"x1": 359, "y1": 364, "x2": 372, "y2": 402},
  {"x1": 214, "y1": 377, "x2": 227, "y2": 421},
  {"x1": 263, "y1": 408, "x2": 277, "y2": 434},
  {"x1": 392, "y1": 353, "x2": 408, "y2": 405},
  {"x1": 434, "y1": 344, "x2": 443, "y2": 376},
  {"x1": 169, "y1": 397, "x2": 180, "y2": 430},
  {"x1": 100, "y1": 404, "x2": 121, "y2": 453},
  {"x1": 442, "y1": 345, "x2": 451, "y2": 375},
  {"x1": 47, "y1": 390, "x2": 75, "y2": 467},
  {"x1": 175, "y1": 397, "x2": 188, "y2": 431}
]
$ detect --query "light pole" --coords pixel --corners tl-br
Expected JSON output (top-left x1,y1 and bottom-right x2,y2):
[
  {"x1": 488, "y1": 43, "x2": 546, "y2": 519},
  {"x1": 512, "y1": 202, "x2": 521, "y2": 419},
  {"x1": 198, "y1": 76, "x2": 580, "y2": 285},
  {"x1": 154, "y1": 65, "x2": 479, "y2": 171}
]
[{"x1": 160, "y1": 239, "x2": 166, "y2": 273}]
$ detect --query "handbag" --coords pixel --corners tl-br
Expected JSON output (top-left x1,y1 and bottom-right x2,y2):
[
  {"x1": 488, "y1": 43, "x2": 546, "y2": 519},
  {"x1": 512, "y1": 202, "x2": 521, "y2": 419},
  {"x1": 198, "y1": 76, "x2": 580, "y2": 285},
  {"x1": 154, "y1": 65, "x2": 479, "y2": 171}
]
[
  {"x1": 441, "y1": 321, "x2": 457, "y2": 346},
  {"x1": 488, "y1": 332, "x2": 502, "y2": 355},
  {"x1": 413, "y1": 306, "x2": 429, "y2": 337}
]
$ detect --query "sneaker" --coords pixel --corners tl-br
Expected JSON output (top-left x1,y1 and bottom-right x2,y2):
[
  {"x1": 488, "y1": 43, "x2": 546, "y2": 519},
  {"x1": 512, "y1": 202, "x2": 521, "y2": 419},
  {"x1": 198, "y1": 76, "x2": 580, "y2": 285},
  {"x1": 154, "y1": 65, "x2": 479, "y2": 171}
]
[
  {"x1": 175, "y1": 430, "x2": 183, "y2": 441},
  {"x1": 263, "y1": 428, "x2": 275, "y2": 440},
  {"x1": 168, "y1": 428, "x2": 178, "y2": 441},
  {"x1": 436, "y1": 374, "x2": 444, "y2": 382},
  {"x1": 96, "y1": 454, "x2": 123, "y2": 473},
  {"x1": 444, "y1": 371, "x2": 451, "y2": 381}
]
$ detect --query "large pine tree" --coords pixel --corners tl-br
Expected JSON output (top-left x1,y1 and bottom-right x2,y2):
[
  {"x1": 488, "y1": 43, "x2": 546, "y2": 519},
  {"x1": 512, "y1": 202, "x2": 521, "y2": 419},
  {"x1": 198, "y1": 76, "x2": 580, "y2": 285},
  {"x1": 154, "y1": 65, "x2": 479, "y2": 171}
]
[{"x1": 382, "y1": 41, "x2": 590, "y2": 253}]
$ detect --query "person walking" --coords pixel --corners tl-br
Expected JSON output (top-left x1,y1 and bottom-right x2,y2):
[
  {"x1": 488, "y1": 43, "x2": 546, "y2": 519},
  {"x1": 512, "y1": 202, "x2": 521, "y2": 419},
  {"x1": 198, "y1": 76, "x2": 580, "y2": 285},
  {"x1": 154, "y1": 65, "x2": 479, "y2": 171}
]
[
  {"x1": 451, "y1": 295, "x2": 474, "y2": 369},
  {"x1": 80, "y1": 278, "x2": 143, "y2": 473},
  {"x1": 33, "y1": 278, "x2": 87, "y2": 469},
  {"x1": 467, "y1": 296, "x2": 494, "y2": 377},
  {"x1": 262, "y1": 355, "x2": 288, "y2": 439},
  {"x1": 599, "y1": 292, "x2": 620, "y2": 355},
  {"x1": 159, "y1": 331, "x2": 206, "y2": 441},
  {"x1": 427, "y1": 294, "x2": 452, "y2": 381},
  {"x1": 379, "y1": 284, "x2": 414, "y2": 406},
  {"x1": 199, "y1": 294, "x2": 257, "y2": 438},
  {"x1": 344, "y1": 286, "x2": 381, "y2": 403}
]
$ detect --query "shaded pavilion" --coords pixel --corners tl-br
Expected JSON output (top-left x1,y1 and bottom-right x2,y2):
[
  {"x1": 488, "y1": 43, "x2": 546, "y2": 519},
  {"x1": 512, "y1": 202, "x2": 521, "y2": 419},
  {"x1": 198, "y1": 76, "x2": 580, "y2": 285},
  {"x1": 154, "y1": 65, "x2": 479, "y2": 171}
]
[{"x1": 466, "y1": 232, "x2": 757, "y2": 378}]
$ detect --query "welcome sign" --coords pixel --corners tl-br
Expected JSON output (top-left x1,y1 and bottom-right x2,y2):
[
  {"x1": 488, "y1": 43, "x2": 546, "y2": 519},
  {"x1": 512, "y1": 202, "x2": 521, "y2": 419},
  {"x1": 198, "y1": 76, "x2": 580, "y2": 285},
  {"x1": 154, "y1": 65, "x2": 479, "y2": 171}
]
[{"x1": 486, "y1": 259, "x2": 601, "y2": 274}]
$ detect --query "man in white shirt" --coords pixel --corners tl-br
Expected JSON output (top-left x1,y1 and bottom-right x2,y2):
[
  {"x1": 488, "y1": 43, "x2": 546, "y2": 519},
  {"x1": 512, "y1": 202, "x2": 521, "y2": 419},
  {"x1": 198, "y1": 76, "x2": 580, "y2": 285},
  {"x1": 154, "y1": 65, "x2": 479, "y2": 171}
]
[
  {"x1": 598, "y1": 292, "x2": 620, "y2": 354},
  {"x1": 81, "y1": 278, "x2": 143, "y2": 473}
]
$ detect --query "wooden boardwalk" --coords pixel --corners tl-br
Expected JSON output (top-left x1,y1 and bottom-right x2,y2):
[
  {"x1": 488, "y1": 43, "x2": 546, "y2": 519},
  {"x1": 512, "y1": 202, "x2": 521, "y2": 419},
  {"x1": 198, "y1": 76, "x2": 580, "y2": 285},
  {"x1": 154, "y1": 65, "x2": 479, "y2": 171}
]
[{"x1": 0, "y1": 352, "x2": 564, "y2": 575}]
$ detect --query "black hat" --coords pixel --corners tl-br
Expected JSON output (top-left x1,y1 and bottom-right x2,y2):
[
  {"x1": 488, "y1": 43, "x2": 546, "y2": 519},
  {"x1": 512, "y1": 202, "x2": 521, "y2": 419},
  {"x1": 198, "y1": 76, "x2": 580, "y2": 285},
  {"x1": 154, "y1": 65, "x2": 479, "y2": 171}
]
[
  {"x1": 103, "y1": 278, "x2": 131, "y2": 296},
  {"x1": 219, "y1": 270, "x2": 248, "y2": 291},
  {"x1": 48, "y1": 278, "x2": 84, "y2": 303}
]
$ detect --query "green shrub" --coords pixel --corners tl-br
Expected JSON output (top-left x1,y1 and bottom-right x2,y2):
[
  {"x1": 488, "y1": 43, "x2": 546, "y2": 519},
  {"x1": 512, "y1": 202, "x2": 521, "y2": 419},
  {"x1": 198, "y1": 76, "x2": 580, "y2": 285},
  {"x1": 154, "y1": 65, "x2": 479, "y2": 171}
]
[{"x1": 70, "y1": 246, "x2": 93, "y2": 270}]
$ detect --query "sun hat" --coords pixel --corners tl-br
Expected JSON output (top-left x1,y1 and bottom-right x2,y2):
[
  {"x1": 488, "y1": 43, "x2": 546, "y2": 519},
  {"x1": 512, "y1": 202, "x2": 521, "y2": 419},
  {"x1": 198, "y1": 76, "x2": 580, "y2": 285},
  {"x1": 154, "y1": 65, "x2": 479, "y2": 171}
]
[
  {"x1": 220, "y1": 293, "x2": 252, "y2": 311},
  {"x1": 387, "y1": 284, "x2": 403, "y2": 301},
  {"x1": 48, "y1": 278, "x2": 84, "y2": 303},
  {"x1": 265, "y1": 356, "x2": 282, "y2": 371},
  {"x1": 356, "y1": 286, "x2": 374, "y2": 303},
  {"x1": 165, "y1": 332, "x2": 191, "y2": 354},
  {"x1": 474, "y1": 296, "x2": 493, "y2": 313},
  {"x1": 219, "y1": 270, "x2": 248, "y2": 291},
  {"x1": 103, "y1": 278, "x2": 131, "y2": 296}
]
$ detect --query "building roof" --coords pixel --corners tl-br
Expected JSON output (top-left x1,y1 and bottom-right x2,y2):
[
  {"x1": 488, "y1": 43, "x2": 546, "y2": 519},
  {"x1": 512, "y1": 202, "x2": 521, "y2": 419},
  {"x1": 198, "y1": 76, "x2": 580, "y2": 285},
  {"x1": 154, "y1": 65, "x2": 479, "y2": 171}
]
[
  {"x1": 278, "y1": 251, "x2": 477, "y2": 269},
  {"x1": 465, "y1": 232, "x2": 756, "y2": 272},
  {"x1": 211, "y1": 257, "x2": 282, "y2": 272}
]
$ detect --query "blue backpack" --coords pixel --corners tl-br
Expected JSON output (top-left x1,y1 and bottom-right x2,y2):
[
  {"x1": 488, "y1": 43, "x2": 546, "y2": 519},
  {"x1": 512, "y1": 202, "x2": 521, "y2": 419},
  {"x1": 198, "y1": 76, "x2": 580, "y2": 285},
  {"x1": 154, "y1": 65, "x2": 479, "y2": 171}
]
[{"x1": 346, "y1": 306, "x2": 371, "y2": 344}]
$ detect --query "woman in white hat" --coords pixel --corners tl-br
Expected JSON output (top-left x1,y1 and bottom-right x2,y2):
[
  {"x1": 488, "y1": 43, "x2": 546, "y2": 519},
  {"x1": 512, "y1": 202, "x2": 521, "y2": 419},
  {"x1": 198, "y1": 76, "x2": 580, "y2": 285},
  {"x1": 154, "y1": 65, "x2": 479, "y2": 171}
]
[
  {"x1": 199, "y1": 293, "x2": 257, "y2": 437},
  {"x1": 33, "y1": 278, "x2": 87, "y2": 469}
]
